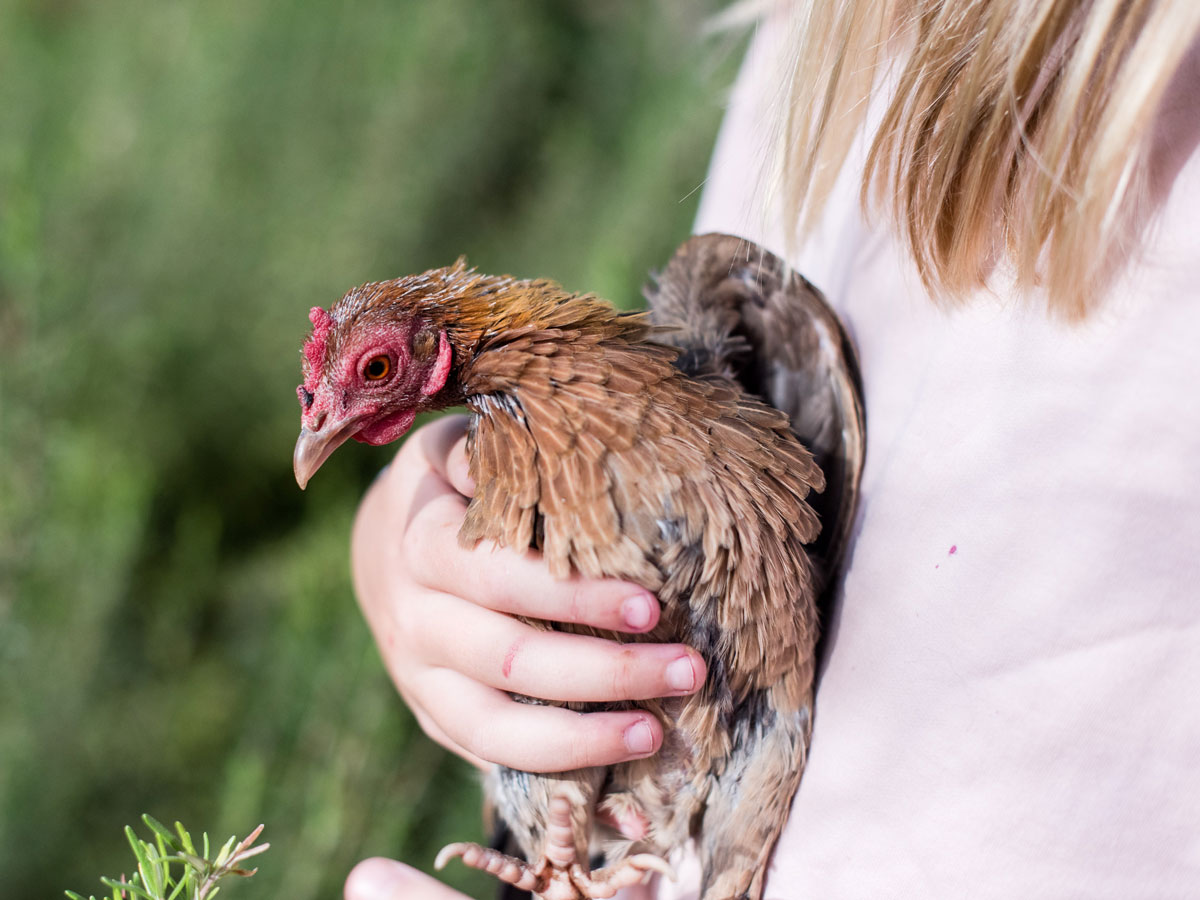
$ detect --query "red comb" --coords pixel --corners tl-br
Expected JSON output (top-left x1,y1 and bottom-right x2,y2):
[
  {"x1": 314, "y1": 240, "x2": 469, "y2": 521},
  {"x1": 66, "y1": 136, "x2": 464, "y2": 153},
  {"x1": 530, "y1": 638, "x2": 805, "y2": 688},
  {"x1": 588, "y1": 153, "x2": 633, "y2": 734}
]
[{"x1": 302, "y1": 306, "x2": 335, "y2": 389}]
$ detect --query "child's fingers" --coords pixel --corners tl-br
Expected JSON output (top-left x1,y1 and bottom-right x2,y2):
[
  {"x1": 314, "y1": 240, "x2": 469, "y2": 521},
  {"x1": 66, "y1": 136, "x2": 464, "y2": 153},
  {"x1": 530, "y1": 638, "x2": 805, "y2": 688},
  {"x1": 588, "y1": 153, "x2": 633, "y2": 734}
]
[
  {"x1": 401, "y1": 493, "x2": 660, "y2": 634},
  {"x1": 407, "y1": 594, "x2": 703, "y2": 703},
  {"x1": 411, "y1": 667, "x2": 665, "y2": 772}
]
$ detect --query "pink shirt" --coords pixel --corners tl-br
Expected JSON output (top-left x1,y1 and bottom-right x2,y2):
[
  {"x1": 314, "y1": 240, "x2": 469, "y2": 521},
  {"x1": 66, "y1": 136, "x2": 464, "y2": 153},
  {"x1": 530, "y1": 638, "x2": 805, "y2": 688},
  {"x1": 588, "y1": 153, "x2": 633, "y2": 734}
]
[{"x1": 653, "y1": 21, "x2": 1200, "y2": 900}]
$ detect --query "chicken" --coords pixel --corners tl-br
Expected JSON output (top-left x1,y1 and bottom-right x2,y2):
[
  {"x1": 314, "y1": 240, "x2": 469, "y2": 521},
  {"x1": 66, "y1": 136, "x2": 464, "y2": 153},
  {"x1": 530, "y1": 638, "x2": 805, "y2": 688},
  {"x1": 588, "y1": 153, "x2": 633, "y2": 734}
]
[{"x1": 293, "y1": 234, "x2": 865, "y2": 900}]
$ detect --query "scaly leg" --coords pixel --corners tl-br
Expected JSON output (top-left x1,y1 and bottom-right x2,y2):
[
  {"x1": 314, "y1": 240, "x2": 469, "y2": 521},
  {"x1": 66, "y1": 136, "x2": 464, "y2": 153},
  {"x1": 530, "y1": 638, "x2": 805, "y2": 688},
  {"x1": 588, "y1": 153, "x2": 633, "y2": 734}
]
[{"x1": 436, "y1": 793, "x2": 674, "y2": 900}]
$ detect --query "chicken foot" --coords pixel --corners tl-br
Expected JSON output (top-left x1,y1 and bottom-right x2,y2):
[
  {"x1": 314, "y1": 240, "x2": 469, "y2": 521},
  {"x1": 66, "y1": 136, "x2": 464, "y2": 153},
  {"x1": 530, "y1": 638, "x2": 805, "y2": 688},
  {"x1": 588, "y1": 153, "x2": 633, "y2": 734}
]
[{"x1": 435, "y1": 793, "x2": 674, "y2": 900}]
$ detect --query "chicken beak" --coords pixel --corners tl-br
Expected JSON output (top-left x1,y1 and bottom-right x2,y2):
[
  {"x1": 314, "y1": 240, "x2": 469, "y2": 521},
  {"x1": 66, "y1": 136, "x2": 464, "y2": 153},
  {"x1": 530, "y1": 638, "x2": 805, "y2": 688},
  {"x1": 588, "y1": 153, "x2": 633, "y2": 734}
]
[{"x1": 293, "y1": 418, "x2": 359, "y2": 489}]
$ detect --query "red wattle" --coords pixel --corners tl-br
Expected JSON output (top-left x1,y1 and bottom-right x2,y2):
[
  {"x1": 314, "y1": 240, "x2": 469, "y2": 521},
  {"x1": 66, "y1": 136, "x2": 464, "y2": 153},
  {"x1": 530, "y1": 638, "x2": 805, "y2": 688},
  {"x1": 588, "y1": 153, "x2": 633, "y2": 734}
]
[{"x1": 355, "y1": 408, "x2": 417, "y2": 445}]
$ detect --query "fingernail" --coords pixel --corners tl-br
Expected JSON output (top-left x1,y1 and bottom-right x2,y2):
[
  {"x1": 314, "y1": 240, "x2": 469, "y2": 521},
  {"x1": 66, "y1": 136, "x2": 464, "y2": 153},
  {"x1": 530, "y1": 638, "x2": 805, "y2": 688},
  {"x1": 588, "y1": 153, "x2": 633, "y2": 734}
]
[
  {"x1": 666, "y1": 655, "x2": 697, "y2": 692},
  {"x1": 624, "y1": 719, "x2": 655, "y2": 755},
  {"x1": 622, "y1": 593, "x2": 654, "y2": 630}
]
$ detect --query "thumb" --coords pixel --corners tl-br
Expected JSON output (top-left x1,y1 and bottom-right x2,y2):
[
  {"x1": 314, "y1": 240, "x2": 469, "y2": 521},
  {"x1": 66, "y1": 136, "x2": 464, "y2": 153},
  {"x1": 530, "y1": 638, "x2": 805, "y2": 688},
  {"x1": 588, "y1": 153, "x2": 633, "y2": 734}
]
[
  {"x1": 345, "y1": 857, "x2": 473, "y2": 900},
  {"x1": 416, "y1": 414, "x2": 474, "y2": 497}
]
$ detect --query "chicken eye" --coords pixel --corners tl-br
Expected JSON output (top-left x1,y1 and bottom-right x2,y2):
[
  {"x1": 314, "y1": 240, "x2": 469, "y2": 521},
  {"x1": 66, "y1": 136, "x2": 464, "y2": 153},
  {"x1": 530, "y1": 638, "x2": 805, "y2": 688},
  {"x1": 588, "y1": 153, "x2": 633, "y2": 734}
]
[{"x1": 363, "y1": 355, "x2": 391, "y2": 381}]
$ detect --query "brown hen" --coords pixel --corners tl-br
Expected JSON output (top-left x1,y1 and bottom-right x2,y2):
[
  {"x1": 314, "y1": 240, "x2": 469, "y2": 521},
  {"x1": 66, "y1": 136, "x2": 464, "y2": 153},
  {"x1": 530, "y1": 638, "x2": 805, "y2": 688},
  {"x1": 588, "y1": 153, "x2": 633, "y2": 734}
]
[{"x1": 293, "y1": 234, "x2": 864, "y2": 900}]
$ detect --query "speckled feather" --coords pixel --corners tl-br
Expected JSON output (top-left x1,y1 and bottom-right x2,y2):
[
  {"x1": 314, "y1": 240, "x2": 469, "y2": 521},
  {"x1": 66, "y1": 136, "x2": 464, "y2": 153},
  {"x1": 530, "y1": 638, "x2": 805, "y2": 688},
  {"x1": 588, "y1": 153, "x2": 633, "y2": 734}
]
[{"x1": 320, "y1": 235, "x2": 864, "y2": 900}]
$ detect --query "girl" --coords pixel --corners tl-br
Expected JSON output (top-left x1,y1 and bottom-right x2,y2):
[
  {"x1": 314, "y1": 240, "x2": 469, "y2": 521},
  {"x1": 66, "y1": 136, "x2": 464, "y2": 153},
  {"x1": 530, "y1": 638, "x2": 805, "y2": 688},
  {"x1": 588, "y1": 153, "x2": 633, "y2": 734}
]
[{"x1": 345, "y1": 3, "x2": 1200, "y2": 897}]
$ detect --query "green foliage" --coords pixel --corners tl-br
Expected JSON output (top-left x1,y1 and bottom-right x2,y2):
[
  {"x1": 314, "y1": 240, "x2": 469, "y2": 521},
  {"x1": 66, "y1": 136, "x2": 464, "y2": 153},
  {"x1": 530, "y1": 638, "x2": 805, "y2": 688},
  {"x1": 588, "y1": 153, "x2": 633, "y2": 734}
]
[
  {"x1": 66, "y1": 815, "x2": 267, "y2": 900},
  {"x1": 0, "y1": 1, "x2": 741, "y2": 897}
]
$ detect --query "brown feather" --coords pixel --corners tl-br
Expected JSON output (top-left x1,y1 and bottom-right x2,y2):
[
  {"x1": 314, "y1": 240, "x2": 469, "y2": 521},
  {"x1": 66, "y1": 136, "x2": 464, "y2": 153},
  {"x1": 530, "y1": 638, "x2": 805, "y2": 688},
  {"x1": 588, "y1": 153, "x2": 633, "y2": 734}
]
[
  {"x1": 450, "y1": 253, "x2": 829, "y2": 899},
  {"x1": 315, "y1": 235, "x2": 864, "y2": 900}
]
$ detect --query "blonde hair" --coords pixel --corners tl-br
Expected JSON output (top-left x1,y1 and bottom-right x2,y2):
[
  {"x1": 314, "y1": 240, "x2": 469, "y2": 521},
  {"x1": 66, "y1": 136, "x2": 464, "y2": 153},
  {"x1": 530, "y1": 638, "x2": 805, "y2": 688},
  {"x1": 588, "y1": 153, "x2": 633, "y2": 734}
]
[{"x1": 764, "y1": 0, "x2": 1200, "y2": 318}]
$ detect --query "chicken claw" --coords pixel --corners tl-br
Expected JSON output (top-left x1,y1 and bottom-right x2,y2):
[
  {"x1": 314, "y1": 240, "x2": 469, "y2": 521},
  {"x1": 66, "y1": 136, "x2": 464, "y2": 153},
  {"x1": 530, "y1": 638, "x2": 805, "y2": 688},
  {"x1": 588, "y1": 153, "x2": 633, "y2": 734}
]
[{"x1": 435, "y1": 794, "x2": 674, "y2": 900}]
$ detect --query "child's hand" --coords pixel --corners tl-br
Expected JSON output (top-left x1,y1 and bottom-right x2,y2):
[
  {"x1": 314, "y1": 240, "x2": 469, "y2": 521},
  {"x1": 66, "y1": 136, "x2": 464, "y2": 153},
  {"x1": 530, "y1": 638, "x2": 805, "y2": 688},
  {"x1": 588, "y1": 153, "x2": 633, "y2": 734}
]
[
  {"x1": 350, "y1": 414, "x2": 706, "y2": 773},
  {"x1": 344, "y1": 859, "x2": 473, "y2": 900},
  {"x1": 346, "y1": 857, "x2": 659, "y2": 900}
]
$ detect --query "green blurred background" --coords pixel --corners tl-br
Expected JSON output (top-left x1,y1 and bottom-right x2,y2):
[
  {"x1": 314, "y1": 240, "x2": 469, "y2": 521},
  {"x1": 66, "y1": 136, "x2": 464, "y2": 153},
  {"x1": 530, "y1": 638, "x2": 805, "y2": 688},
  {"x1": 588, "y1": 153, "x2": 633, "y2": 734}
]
[{"x1": 0, "y1": 1, "x2": 743, "y2": 896}]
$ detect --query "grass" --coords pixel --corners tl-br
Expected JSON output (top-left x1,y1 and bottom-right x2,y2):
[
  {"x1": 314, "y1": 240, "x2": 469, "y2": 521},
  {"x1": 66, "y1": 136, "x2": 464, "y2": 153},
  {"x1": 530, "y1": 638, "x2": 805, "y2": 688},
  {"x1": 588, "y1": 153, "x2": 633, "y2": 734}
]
[{"x1": 0, "y1": 1, "x2": 743, "y2": 897}]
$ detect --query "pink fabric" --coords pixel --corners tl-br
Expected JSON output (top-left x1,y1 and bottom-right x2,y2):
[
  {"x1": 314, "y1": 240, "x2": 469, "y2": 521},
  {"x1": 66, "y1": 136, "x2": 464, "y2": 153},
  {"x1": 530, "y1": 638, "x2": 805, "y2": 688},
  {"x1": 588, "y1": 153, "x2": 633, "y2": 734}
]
[{"x1": 653, "y1": 20, "x2": 1200, "y2": 900}]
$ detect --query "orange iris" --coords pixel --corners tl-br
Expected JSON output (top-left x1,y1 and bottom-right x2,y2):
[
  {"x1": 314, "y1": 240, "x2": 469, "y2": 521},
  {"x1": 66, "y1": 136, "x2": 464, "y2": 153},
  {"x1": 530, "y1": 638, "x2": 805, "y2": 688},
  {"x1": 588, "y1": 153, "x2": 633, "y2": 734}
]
[{"x1": 364, "y1": 355, "x2": 391, "y2": 380}]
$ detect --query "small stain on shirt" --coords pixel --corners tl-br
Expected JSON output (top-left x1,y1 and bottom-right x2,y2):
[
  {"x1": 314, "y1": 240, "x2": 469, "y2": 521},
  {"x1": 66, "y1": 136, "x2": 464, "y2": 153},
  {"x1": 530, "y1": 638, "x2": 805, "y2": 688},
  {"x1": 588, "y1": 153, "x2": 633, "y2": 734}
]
[{"x1": 936, "y1": 545, "x2": 959, "y2": 569}]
